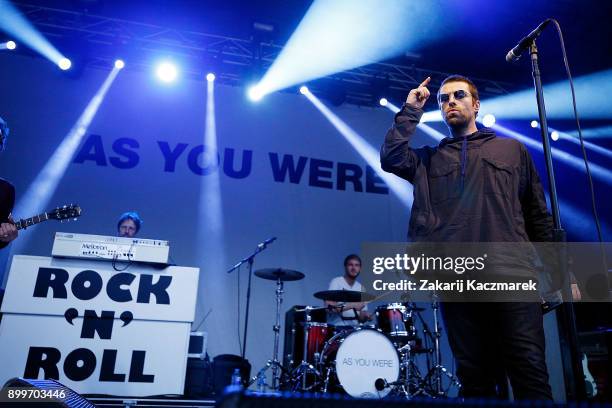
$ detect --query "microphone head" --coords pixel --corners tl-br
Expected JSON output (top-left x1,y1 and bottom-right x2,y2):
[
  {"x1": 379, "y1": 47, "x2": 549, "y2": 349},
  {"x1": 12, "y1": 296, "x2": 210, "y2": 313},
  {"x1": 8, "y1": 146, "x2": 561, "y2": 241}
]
[
  {"x1": 374, "y1": 378, "x2": 386, "y2": 391},
  {"x1": 505, "y1": 49, "x2": 520, "y2": 63}
]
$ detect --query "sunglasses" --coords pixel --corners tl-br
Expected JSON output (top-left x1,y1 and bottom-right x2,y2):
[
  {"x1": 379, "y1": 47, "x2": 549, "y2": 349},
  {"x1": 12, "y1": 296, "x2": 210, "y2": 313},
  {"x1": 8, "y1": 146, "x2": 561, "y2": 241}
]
[{"x1": 438, "y1": 89, "x2": 471, "y2": 103}]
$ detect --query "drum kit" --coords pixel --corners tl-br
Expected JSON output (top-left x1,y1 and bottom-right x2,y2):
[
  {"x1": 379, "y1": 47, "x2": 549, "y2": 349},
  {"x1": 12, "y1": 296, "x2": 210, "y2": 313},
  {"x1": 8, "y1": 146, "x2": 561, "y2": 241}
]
[{"x1": 251, "y1": 268, "x2": 461, "y2": 399}]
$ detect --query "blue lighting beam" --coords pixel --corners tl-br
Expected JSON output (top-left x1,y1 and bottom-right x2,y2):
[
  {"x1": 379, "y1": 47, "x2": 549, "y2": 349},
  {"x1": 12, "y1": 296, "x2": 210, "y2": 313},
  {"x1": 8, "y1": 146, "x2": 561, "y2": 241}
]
[
  {"x1": 252, "y1": 0, "x2": 442, "y2": 98},
  {"x1": 0, "y1": 0, "x2": 68, "y2": 66},
  {"x1": 302, "y1": 89, "x2": 413, "y2": 207},
  {"x1": 13, "y1": 65, "x2": 123, "y2": 249}
]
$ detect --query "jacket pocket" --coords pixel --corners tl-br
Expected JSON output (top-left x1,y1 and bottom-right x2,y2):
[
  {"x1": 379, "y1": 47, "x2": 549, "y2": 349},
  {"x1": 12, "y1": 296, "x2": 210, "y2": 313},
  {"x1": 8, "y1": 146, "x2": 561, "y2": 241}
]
[
  {"x1": 482, "y1": 156, "x2": 513, "y2": 197},
  {"x1": 429, "y1": 162, "x2": 460, "y2": 204}
]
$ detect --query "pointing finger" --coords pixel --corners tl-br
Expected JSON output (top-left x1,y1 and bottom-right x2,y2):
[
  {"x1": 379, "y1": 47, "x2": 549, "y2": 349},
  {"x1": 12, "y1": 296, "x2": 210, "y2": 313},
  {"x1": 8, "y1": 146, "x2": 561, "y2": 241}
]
[{"x1": 419, "y1": 77, "x2": 431, "y2": 88}]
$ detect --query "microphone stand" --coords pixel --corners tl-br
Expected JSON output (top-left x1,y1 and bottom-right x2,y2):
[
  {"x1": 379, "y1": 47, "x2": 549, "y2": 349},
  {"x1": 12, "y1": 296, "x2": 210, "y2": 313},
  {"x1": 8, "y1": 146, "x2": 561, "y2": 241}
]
[
  {"x1": 227, "y1": 241, "x2": 273, "y2": 360},
  {"x1": 529, "y1": 41, "x2": 586, "y2": 400}
]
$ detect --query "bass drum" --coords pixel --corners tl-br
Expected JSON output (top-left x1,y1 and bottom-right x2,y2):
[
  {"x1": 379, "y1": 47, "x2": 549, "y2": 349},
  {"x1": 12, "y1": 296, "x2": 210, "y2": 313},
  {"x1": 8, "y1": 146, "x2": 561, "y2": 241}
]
[{"x1": 319, "y1": 328, "x2": 399, "y2": 398}]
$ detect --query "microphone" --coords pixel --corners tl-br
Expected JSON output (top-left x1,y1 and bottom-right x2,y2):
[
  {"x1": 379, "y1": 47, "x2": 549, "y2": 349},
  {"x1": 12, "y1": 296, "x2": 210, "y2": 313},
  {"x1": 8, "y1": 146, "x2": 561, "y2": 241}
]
[
  {"x1": 257, "y1": 236, "x2": 277, "y2": 249},
  {"x1": 505, "y1": 20, "x2": 551, "y2": 63},
  {"x1": 375, "y1": 377, "x2": 404, "y2": 391},
  {"x1": 375, "y1": 378, "x2": 387, "y2": 391}
]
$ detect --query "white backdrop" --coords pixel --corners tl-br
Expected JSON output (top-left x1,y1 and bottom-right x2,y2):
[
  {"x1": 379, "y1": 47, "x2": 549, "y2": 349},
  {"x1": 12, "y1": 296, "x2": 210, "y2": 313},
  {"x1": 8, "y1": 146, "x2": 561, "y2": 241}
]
[{"x1": 0, "y1": 53, "x2": 565, "y2": 400}]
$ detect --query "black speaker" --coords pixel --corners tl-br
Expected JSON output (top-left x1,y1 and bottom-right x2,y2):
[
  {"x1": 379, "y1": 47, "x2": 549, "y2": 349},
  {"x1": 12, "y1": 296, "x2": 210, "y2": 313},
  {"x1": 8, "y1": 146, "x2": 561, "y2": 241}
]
[
  {"x1": 184, "y1": 354, "x2": 214, "y2": 398},
  {"x1": 1, "y1": 377, "x2": 95, "y2": 407}
]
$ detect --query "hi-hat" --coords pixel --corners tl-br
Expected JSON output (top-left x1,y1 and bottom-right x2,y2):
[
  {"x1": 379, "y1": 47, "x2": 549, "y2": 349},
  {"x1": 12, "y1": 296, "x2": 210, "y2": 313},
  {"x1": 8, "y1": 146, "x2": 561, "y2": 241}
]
[{"x1": 254, "y1": 268, "x2": 305, "y2": 281}]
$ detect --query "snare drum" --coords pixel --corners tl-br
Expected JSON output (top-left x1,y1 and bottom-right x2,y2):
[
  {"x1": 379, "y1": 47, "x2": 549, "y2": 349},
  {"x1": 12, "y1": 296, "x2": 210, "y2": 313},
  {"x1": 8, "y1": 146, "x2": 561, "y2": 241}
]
[
  {"x1": 319, "y1": 328, "x2": 400, "y2": 398},
  {"x1": 375, "y1": 303, "x2": 416, "y2": 340}
]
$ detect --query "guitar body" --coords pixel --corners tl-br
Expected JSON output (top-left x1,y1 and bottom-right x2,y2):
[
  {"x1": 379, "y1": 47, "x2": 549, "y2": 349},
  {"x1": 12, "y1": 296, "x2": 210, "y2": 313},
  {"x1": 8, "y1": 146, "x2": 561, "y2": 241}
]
[
  {"x1": 0, "y1": 178, "x2": 15, "y2": 223},
  {"x1": 0, "y1": 178, "x2": 16, "y2": 249}
]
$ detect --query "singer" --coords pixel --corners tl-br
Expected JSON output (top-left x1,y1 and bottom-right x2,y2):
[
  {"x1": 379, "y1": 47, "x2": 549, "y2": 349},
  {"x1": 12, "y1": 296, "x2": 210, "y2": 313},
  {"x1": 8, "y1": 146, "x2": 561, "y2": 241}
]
[{"x1": 380, "y1": 75, "x2": 555, "y2": 400}]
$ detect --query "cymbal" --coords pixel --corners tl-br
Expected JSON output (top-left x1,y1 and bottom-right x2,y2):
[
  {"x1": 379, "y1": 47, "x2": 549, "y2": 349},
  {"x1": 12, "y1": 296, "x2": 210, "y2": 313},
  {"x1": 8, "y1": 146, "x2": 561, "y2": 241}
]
[
  {"x1": 294, "y1": 306, "x2": 328, "y2": 313},
  {"x1": 254, "y1": 268, "x2": 305, "y2": 282},
  {"x1": 314, "y1": 290, "x2": 375, "y2": 302}
]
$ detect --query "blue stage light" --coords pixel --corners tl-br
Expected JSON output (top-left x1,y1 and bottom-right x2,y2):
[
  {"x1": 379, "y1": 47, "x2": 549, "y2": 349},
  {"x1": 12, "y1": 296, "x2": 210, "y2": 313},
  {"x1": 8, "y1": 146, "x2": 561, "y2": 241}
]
[
  {"x1": 156, "y1": 61, "x2": 178, "y2": 82},
  {"x1": 481, "y1": 114, "x2": 496, "y2": 127},
  {"x1": 299, "y1": 86, "x2": 309, "y2": 95},
  {"x1": 252, "y1": 0, "x2": 443, "y2": 98},
  {"x1": 114, "y1": 59, "x2": 125, "y2": 69},
  {"x1": 303, "y1": 89, "x2": 413, "y2": 207},
  {"x1": 379, "y1": 98, "x2": 388, "y2": 107},
  {"x1": 0, "y1": 0, "x2": 68, "y2": 66},
  {"x1": 550, "y1": 130, "x2": 559, "y2": 141},
  {"x1": 530, "y1": 120, "x2": 539, "y2": 128},
  {"x1": 6, "y1": 40, "x2": 16, "y2": 50},
  {"x1": 206, "y1": 73, "x2": 215, "y2": 82},
  {"x1": 58, "y1": 57, "x2": 71, "y2": 70},
  {"x1": 247, "y1": 85, "x2": 264, "y2": 102}
]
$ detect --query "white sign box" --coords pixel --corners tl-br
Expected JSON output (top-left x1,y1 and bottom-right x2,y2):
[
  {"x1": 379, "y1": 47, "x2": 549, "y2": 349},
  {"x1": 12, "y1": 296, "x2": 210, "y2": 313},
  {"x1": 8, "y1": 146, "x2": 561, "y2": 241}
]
[{"x1": 0, "y1": 255, "x2": 199, "y2": 396}]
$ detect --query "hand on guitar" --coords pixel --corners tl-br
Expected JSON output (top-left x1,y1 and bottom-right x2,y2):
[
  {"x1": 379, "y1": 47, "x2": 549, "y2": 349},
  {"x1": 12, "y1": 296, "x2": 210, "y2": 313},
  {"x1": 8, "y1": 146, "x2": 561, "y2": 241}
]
[{"x1": 0, "y1": 214, "x2": 18, "y2": 243}]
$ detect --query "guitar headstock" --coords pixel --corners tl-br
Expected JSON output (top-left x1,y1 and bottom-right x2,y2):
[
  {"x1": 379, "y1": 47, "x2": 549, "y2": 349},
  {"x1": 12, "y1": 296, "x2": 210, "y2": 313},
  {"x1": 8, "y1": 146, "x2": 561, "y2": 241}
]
[{"x1": 49, "y1": 204, "x2": 82, "y2": 221}]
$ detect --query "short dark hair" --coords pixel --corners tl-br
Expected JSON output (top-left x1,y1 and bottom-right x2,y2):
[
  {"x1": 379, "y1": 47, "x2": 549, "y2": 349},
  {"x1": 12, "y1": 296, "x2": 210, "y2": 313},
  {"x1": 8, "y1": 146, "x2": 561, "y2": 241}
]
[
  {"x1": 344, "y1": 254, "x2": 362, "y2": 267},
  {"x1": 439, "y1": 75, "x2": 480, "y2": 101},
  {"x1": 117, "y1": 211, "x2": 143, "y2": 233}
]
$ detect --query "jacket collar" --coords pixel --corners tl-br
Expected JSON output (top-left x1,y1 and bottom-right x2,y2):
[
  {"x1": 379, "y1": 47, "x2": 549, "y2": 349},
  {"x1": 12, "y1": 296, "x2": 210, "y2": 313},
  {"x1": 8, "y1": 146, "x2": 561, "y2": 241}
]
[{"x1": 438, "y1": 127, "x2": 496, "y2": 148}]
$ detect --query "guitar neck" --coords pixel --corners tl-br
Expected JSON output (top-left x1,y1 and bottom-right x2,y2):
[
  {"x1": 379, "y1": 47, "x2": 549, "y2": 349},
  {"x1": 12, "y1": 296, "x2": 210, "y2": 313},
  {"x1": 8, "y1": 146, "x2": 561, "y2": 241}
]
[{"x1": 15, "y1": 213, "x2": 50, "y2": 230}]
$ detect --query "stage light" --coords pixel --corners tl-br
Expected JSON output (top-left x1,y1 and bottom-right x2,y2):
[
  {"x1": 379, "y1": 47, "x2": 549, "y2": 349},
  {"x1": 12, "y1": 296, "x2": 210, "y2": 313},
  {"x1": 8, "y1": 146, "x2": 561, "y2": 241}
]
[
  {"x1": 384, "y1": 101, "x2": 401, "y2": 114},
  {"x1": 481, "y1": 114, "x2": 496, "y2": 127},
  {"x1": 492, "y1": 124, "x2": 612, "y2": 185},
  {"x1": 197, "y1": 72, "x2": 225, "y2": 276},
  {"x1": 481, "y1": 69, "x2": 612, "y2": 120},
  {"x1": 156, "y1": 61, "x2": 178, "y2": 82},
  {"x1": 379, "y1": 98, "x2": 388, "y2": 107},
  {"x1": 422, "y1": 69, "x2": 612, "y2": 122},
  {"x1": 13, "y1": 64, "x2": 123, "y2": 250},
  {"x1": 0, "y1": 0, "x2": 69, "y2": 66},
  {"x1": 6, "y1": 40, "x2": 16, "y2": 50},
  {"x1": 302, "y1": 89, "x2": 413, "y2": 207},
  {"x1": 568, "y1": 125, "x2": 612, "y2": 139},
  {"x1": 531, "y1": 120, "x2": 539, "y2": 128},
  {"x1": 114, "y1": 59, "x2": 125, "y2": 69},
  {"x1": 299, "y1": 85, "x2": 309, "y2": 95},
  {"x1": 247, "y1": 85, "x2": 264, "y2": 102},
  {"x1": 251, "y1": 0, "x2": 444, "y2": 98},
  {"x1": 548, "y1": 127, "x2": 612, "y2": 159},
  {"x1": 58, "y1": 57, "x2": 71, "y2": 70},
  {"x1": 550, "y1": 130, "x2": 559, "y2": 141}
]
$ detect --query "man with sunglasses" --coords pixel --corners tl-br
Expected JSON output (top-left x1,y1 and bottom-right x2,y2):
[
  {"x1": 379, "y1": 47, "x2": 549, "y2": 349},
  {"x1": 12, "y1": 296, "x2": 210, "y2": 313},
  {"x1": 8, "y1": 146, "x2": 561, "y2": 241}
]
[{"x1": 380, "y1": 76, "x2": 554, "y2": 400}]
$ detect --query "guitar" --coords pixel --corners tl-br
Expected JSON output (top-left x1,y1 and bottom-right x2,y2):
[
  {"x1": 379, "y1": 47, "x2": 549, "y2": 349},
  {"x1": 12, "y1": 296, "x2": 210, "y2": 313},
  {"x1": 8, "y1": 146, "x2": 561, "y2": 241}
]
[{"x1": 12, "y1": 204, "x2": 82, "y2": 230}]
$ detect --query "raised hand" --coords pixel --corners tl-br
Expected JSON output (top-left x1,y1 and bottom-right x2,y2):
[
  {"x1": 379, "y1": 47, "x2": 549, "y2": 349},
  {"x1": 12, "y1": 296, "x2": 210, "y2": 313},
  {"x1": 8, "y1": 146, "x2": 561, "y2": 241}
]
[{"x1": 405, "y1": 77, "x2": 431, "y2": 110}]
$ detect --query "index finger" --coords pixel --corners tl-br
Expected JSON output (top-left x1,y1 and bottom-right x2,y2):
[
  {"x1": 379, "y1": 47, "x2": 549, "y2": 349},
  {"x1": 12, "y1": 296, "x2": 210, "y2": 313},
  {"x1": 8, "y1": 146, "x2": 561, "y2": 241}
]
[{"x1": 419, "y1": 77, "x2": 431, "y2": 88}]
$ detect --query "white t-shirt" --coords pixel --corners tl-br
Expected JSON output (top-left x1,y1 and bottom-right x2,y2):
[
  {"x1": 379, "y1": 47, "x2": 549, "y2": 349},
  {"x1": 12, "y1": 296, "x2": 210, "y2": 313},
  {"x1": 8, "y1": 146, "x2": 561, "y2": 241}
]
[{"x1": 326, "y1": 276, "x2": 368, "y2": 326}]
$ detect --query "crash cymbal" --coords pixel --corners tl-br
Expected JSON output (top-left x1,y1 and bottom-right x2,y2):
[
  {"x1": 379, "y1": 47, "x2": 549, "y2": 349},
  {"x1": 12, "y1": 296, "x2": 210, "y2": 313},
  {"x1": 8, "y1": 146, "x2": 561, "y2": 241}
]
[
  {"x1": 254, "y1": 268, "x2": 305, "y2": 282},
  {"x1": 313, "y1": 290, "x2": 375, "y2": 302}
]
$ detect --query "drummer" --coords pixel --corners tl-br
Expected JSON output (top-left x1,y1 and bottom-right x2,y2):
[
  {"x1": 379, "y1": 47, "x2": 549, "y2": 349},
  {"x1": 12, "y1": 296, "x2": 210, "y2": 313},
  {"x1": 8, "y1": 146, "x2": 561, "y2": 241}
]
[{"x1": 325, "y1": 254, "x2": 372, "y2": 326}]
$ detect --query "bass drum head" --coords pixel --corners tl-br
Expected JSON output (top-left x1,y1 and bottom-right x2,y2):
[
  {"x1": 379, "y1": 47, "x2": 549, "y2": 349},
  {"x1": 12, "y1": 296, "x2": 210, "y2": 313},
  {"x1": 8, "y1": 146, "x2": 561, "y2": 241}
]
[{"x1": 334, "y1": 329, "x2": 399, "y2": 398}]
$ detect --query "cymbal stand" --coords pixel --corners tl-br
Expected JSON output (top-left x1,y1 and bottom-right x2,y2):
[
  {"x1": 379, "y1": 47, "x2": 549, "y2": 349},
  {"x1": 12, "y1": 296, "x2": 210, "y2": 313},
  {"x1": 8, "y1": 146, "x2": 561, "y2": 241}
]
[
  {"x1": 250, "y1": 276, "x2": 285, "y2": 391},
  {"x1": 420, "y1": 294, "x2": 461, "y2": 397}
]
